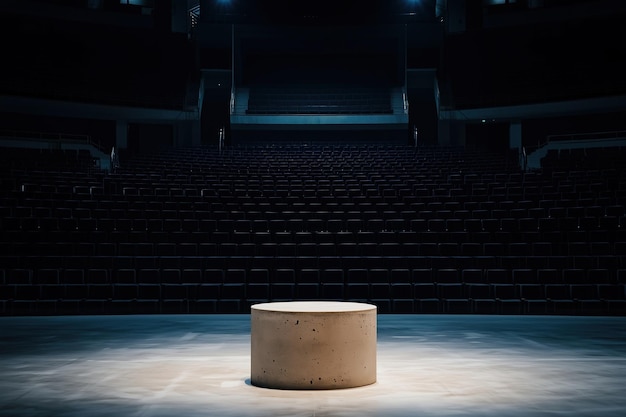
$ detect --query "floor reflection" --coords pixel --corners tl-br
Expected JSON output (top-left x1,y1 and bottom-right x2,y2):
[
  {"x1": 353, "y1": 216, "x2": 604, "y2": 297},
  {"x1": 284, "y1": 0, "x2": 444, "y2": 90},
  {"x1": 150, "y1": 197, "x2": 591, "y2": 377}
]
[{"x1": 0, "y1": 314, "x2": 625, "y2": 417}]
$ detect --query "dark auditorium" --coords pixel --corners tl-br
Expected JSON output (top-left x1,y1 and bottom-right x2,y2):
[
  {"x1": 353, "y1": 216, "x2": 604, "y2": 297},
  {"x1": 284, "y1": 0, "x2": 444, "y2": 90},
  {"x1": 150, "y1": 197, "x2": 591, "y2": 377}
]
[{"x1": 1, "y1": 1, "x2": 626, "y2": 416}]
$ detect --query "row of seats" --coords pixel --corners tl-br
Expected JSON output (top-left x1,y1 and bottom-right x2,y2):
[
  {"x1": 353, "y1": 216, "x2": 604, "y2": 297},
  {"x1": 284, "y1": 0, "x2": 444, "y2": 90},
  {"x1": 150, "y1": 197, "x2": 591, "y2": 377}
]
[
  {"x1": 13, "y1": 169, "x2": 615, "y2": 189},
  {"x1": 11, "y1": 168, "x2": 619, "y2": 183},
  {"x1": 3, "y1": 293, "x2": 625, "y2": 315},
  {"x1": 3, "y1": 258, "x2": 625, "y2": 282},
  {"x1": 16, "y1": 192, "x2": 619, "y2": 207},
  {"x1": 3, "y1": 216, "x2": 624, "y2": 235},
  {"x1": 4, "y1": 194, "x2": 623, "y2": 211},
  {"x1": 2, "y1": 239, "x2": 625, "y2": 257},
  {"x1": 21, "y1": 188, "x2": 591, "y2": 201},
  {"x1": 0, "y1": 239, "x2": 626, "y2": 266},
  {"x1": 4, "y1": 203, "x2": 623, "y2": 224},
  {"x1": 4, "y1": 200, "x2": 624, "y2": 219},
  {"x1": 3, "y1": 298, "x2": 624, "y2": 315},
  {"x1": 3, "y1": 266, "x2": 626, "y2": 285},
  {"x1": 3, "y1": 281, "x2": 624, "y2": 302},
  {"x1": 16, "y1": 171, "x2": 615, "y2": 197}
]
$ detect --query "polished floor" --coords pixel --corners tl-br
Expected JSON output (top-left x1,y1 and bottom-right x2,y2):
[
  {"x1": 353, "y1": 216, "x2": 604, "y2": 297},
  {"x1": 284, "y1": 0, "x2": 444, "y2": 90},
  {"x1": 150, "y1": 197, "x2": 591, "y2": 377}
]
[{"x1": 1, "y1": 313, "x2": 626, "y2": 417}]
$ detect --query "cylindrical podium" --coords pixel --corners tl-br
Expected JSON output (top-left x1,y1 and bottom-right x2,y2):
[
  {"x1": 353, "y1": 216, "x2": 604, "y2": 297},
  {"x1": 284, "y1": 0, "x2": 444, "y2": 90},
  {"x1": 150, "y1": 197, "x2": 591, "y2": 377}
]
[{"x1": 251, "y1": 301, "x2": 377, "y2": 390}]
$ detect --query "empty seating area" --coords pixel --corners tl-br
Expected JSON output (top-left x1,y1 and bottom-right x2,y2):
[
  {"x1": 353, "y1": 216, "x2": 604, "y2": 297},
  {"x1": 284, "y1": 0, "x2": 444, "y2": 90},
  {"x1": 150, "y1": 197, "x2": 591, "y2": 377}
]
[
  {"x1": 1, "y1": 143, "x2": 625, "y2": 315},
  {"x1": 246, "y1": 87, "x2": 392, "y2": 114},
  {"x1": 542, "y1": 147, "x2": 626, "y2": 172}
]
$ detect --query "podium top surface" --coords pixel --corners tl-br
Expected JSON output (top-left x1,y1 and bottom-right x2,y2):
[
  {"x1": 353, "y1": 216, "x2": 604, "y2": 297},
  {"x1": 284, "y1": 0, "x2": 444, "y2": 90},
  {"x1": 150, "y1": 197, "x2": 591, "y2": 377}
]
[{"x1": 251, "y1": 301, "x2": 377, "y2": 313}]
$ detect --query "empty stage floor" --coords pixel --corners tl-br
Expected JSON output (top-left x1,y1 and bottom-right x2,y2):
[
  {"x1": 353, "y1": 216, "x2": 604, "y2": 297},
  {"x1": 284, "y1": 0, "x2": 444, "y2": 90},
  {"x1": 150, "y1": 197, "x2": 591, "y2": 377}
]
[{"x1": 1, "y1": 314, "x2": 625, "y2": 417}]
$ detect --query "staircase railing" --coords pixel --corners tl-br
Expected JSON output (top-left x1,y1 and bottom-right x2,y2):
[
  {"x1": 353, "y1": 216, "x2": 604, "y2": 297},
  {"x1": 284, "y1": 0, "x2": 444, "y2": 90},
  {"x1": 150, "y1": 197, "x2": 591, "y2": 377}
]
[{"x1": 0, "y1": 129, "x2": 107, "y2": 153}]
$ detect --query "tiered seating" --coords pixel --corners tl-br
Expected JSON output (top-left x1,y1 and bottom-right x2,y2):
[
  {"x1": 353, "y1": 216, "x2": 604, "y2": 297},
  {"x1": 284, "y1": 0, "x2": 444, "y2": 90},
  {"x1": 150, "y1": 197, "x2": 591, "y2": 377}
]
[
  {"x1": 247, "y1": 87, "x2": 392, "y2": 114},
  {"x1": 1, "y1": 143, "x2": 625, "y2": 315}
]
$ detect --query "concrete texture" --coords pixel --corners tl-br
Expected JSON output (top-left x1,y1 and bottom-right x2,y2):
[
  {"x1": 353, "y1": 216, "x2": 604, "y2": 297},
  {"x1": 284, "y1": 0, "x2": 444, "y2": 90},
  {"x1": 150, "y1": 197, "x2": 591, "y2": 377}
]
[
  {"x1": 1, "y1": 314, "x2": 626, "y2": 417},
  {"x1": 251, "y1": 301, "x2": 377, "y2": 389}
]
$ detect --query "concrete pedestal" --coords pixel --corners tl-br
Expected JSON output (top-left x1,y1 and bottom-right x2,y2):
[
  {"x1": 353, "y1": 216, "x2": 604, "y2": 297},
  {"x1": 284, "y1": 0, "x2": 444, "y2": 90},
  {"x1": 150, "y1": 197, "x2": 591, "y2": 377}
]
[{"x1": 251, "y1": 301, "x2": 377, "y2": 390}]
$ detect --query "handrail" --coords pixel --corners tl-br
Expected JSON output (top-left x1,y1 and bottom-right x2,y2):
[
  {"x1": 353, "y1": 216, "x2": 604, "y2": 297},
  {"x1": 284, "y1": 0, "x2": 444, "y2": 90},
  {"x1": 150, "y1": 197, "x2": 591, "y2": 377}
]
[
  {"x1": 525, "y1": 129, "x2": 626, "y2": 154},
  {"x1": 546, "y1": 130, "x2": 626, "y2": 143},
  {"x1": 0, "y1": 129, "x2": 107, "y2": 154},
  {"x1": 403, "y1": 89, "x2": 408, "y2": 114},
  {"x1": 0, "y1": 129, "x2": 90, "y2": 143},
  {"x1": 230, "y1": 87, "x2": 235, "y2": 115}
]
